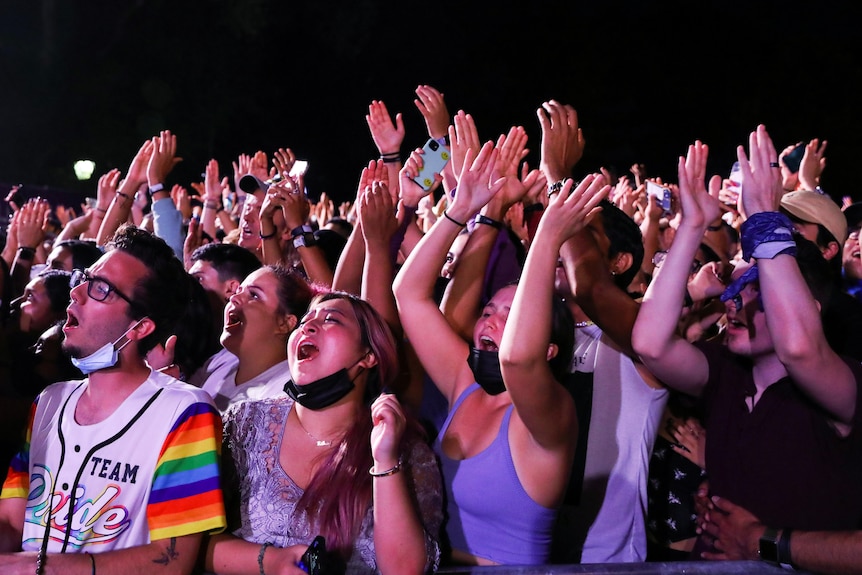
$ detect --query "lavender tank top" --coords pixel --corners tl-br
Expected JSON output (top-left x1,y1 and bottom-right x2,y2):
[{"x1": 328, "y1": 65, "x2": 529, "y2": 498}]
[{"x1": 434, "y1": 383, "x2": 556, "y2": 564}]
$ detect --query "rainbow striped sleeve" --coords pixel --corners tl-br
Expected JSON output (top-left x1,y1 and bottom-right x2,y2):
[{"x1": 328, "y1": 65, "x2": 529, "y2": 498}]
[
  {"x1": 147, "y1": 401, "x2": 226, "y2": 540},
  {"x1": 0, "y1": 399, "x2": 38, "y2": 500}
]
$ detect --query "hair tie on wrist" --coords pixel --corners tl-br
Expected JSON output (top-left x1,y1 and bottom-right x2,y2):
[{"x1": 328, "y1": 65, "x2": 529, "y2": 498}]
[
  {"x1": 259, "y1": 229, "x2": 277, "y2": 240},
  {"x1": 258, "y1": 542, "x2": 272, "y2": 575},
  {"x1": 443, "y1": 211, "x2": 466, "y2": 227}
]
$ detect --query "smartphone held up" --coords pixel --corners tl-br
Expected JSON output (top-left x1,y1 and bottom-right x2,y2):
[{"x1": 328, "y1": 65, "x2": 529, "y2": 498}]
[
  {"x1": 646, "y1": 181, "x2": 672, "y2": 215},
  {"x1": 413, "y1": 138, "x2": 449, "y2": 192}
]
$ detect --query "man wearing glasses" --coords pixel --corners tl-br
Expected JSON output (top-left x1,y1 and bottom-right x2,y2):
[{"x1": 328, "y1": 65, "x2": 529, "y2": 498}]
[{"x1": 0, "y1": 226, "x2": 226, "y2": 575}]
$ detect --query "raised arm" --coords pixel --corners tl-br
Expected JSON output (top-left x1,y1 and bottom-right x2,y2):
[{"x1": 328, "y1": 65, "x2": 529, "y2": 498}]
[
  {"x1": 98, "y1": 140, "x2": 152, "y2": 246},
  {"x1": 393, "y1": 142, "x2": 504, "y2": 403},
  {"x1": 414, "y1": 85, "x2": 450, "y2": 142},
  {"x1": 441, "y1": 124, "x2": 528, "y2": 340},
  {"x1": 9, "y1": 199, "x2": 49, "y2": 296},
  {"x1": 500, "y1": 177, "x2": 604, "y2": 448},
  {"x1": 86, "y1": 169, "x2": 120, "y2": 239},
  {"x1": 366, "y1": 100, "x2": 405, "y2": 197},
  {"x1": 632, "y1": 141, "x2": 714, "y2": 395},
  {"x1": 739, "y1": 125, "x2": 856, "y2": 427},
  {"x1": 199, "y1": 159, "x2": 224, "y2": 240},
  {"x1": 358, "y1": 181, "x2": 401, "y2": 334},
  {"x1": 333, "y1": 161, "x2": 387, "y2": 293}
]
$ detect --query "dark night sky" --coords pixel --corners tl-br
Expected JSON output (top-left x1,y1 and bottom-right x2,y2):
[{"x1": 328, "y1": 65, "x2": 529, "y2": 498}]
[{"x1": 1, "y1": 0, "x2": 860, "y2": 207}]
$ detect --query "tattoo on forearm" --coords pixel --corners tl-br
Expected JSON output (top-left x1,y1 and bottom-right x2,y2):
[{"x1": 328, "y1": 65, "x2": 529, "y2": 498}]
[{"x1": 153, "y1": 537, "x2": 179, "y2": 566}]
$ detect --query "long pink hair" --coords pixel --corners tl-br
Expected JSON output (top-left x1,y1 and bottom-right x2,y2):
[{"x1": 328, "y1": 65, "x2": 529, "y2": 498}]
[{"x1": 295, "y1": 292, "x2": 399, "y2": 559}]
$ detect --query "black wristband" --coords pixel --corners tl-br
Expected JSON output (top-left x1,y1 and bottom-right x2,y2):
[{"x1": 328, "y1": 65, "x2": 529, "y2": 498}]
[
  {"x1": 474, "y1": 214, "x2": 503, "y2": 229},
  {"x1": 381, "y1": 156, "x2": 401, "y2": 164},
  {"x1": 17, "y1": 246, "x2": 36, "y2": 261},
  {"x1": 259, "y1": 229, "x2": 278, "y2": 240}
]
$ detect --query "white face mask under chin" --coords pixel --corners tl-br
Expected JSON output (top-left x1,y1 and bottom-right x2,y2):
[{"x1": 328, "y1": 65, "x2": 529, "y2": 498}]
[{"x1": 71, "y1": 319, "x2": 145, "y2": 374}]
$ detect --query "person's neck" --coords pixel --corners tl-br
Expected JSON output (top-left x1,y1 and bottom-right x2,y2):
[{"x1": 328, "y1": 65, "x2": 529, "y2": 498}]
[
  {"x1": 750, "y1": 352, "x2": 788, "y2": 408},
  {"x1": 234, "y1": 344, "x2": 287, "y2": 385},
  {"x1": 77, "y1": 355, "x2": 152, "y2": 425},
  {"x1": 294, "y1": 400, "x2": 357, "y2": 444}
]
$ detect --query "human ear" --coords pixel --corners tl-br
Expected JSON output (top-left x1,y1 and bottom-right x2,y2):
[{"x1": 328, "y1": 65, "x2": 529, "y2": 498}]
[
  {"x1": 358, "y1": 349, "x2": 378, "y2": 370},
  {"x1": 821, "y1": 241, "x2": 840, "y2": 262},
  {"x1": 223, "y1": 279, "x2": 241, "y2": 302},
  {"x1": 611, "y1": 252, "x2": 634, "y2": 276},
  {"x1": 276, "y1": 313, "x2": 298, "y2": 337},
  {"x1": 546, "y1": 343, "x2": 559, "y2": 362}
]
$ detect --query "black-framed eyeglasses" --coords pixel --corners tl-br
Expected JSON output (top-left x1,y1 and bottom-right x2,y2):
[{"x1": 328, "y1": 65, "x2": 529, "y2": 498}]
[{"x1": 70, "y1": 269, "x2": 136, "y2": 308}]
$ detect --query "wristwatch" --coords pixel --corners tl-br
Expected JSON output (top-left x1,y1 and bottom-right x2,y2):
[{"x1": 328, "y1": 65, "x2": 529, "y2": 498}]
[
  {"x1": 759, "y1": 527, "x2": 780, "y2": 564},
  {"x1": 290, "y1": 224, "x2": 314, "y2": 238},
  {"x1": 293, "y1": 232, "x2": 317, "y2": 249},
  {"x1": 547, "y1": 180, "x2": 565, "y2": 197},
  {"x1": 759, "y1": 527, "x2": 794, "y2": 569}
]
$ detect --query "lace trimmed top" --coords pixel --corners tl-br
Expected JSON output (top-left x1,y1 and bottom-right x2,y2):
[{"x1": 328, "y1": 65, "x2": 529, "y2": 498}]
[{"x1": 223, "y1": 396, "x2": 443, "y2": 574}]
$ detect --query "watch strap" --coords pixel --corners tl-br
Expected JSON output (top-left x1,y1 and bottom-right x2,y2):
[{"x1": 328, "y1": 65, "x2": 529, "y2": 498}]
[{"x1": 777, "y1": 528, "x2": 795, "y2": 570}]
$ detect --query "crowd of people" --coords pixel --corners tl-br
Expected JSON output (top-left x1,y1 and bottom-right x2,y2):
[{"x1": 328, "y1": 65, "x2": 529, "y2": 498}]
[{"x1": 0, "y1": 84, "x2": 861, "y2": 575}]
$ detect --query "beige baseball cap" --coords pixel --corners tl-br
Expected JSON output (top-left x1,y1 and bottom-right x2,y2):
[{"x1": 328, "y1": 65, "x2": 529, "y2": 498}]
[{"x1": 780, "y1": 190, "x2": 847, "y2": 243}]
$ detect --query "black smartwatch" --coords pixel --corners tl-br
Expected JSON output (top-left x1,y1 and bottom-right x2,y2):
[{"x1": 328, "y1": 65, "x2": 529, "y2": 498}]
[{"x1": 759, "y1": 527, "x2": 780, "y2": 564}]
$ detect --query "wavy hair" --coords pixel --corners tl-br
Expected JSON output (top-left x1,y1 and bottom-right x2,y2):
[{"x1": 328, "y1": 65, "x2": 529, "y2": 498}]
[{"x1": 295, "y1": 291, "x2": 400, "y2": 559}]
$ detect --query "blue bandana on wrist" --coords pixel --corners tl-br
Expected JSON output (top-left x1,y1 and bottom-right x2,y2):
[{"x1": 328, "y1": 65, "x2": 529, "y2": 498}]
[{"x1": 740, "y1": 212, "x2": 797, "y2": 262}]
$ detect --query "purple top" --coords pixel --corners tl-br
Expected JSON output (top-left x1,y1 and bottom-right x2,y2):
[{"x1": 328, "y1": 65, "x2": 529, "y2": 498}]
[{"x1": 435, "y1": 383, "x2": 556, "y2": 564}]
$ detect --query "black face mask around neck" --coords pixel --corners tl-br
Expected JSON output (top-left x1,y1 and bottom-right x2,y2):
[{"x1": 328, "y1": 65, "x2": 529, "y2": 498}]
[
  {"x1": 284, "y1": 354, "x2": 367, "y2": 410},
  {"x1": 467, "y1": 347, "x2": 506, "y2": 395}
]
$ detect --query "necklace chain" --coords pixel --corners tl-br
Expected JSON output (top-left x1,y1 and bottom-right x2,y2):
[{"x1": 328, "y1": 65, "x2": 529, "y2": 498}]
[
  {"x1": 575, "y1": 320, "x2": 594, "y2": 328},
  {"x1": 295, "y1": 410, "x2": 333, "y2": 447}
]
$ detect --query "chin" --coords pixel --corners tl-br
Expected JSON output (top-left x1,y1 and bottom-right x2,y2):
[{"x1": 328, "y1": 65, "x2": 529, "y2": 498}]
[{"x1": 61, "y1": 341, "x2": 83, "y2": 359}]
